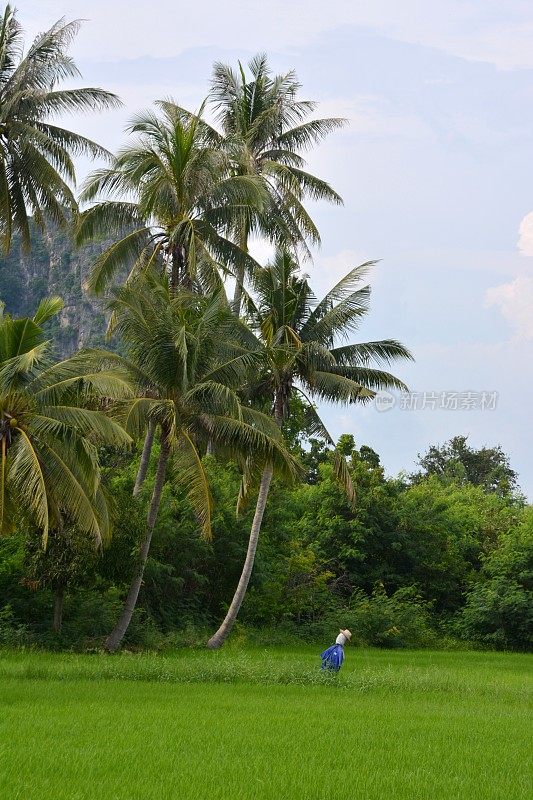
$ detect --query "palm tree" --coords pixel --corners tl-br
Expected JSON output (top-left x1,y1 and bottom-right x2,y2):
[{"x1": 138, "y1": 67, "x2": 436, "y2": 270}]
[
  {"x1": 198, "y1": 54, "x2": 346, "y2": 312},
  {"x1": 0, "y1": 298, "x2": 132, "y2": 547},
  {"x1": 206, "y1": 251, "x2": 412, "y2": 648},
  {"x1": 0, "y1": 5, "x2": 120, "y2": 252},
  {"x1": 77, "y1": 102, "x2": 267, "y2": 498},
  {"x1": 76, "y1": 101, "x2": 264, "y2": 295},
  {"x1": 104, "y1": 275, "x2": 298, "y2": 652}
]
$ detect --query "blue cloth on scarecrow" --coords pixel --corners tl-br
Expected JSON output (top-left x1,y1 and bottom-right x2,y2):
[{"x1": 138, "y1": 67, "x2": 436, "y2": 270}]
[{"x1": 320, "y1": 643, "x2": 344, "y2": 671}]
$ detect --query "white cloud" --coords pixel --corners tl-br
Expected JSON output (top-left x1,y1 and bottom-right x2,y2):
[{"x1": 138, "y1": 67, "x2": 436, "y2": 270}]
[
  {"x1": 448, "y1": 21, "x2": 533, "y2": 71},
  {"x1": 517, "y1": 211, "x2": 533, "y2": 257},
  {"x1": 485, "y1": 276, "x2": 533, "y2": 340},
  {"x1": 484, "y1": 213, "x2": 533, "y2": 340}
]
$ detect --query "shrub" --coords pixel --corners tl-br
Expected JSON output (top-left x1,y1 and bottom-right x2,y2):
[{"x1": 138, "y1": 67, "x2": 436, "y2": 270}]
[
  {"x1": 454, "y1": 516, "x2": 533, "y2": 651},
  {"x1": 344, "y1": 584, "x2": 437, "y2": 648},
  {"x1": 0, "y1": 604, "x2": 32, "y2": 648}
]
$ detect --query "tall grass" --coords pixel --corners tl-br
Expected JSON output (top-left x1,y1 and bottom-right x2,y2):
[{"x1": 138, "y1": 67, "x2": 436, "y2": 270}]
[
  {"x1": 1, "y1": 648, "x2": 531, "y2": 800},
  {"x1": 0, "y1": 646, "x2": 530, "y2": 695}
]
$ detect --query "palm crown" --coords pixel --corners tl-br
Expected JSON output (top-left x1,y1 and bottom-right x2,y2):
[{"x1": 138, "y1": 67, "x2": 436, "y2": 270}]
[
  {"x1": 0, "y1": 6, "x2": 120, "y2": 251},
  {"x1": 206, "y1": 252, "x2": 412, "y2": 647},
  {"x1": 77, "y1": 102, "x2": 265, "y2": 295},
  {"x1": 241, "y1": 250, "x2": 412, "y2": 499},
  {"x1": 245, "y1": 251, "x2": 410, "y2": 403},
  {"x1": 108, "y1": 276, "x2": 299, "y2": 537},
  {"x1": 198, "y1": 54, "x2": 346, "y2": 310},
  {"x1": 209, "y1": 55, "x2": 345, "y2": 248},
  {"x1": 0, "y1": 298, "x2": 131, "y2": 546}
]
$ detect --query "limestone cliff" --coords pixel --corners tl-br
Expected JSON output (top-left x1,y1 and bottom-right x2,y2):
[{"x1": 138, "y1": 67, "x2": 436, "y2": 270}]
[{"x1": 0, "y1": 223, "x2": 112, "y2": 357}]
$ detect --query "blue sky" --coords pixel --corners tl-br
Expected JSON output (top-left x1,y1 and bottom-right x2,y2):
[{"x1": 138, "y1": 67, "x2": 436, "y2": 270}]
[{"x1": 20, "y1": 1, "x2": 533, "y2": 497}]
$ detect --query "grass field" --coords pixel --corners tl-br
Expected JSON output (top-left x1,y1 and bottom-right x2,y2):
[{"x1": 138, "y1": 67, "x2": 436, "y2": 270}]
[{"x1": 0, "y1": 647, "x2": 531, "y2": 799}]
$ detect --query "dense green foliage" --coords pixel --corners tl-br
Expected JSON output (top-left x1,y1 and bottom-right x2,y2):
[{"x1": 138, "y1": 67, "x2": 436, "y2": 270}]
[
  {"x1": 0, "y1": 12, "x2": 530, "y2": 800},
  {"x1": 0, "y1": 6, "x2": 530, "y2": 658},
  {"x1": 1, "y1": 648, "x2": 531, "y2": 799},
  {"x1": 411, "y1": 434, "x2": 520, "y2": 497},
  {"x1": 0, "y1": 432, "x2": 530, "y2": 651},
  {"x1": 0, "y1": 300, "x2": 131, "y2": 546}
]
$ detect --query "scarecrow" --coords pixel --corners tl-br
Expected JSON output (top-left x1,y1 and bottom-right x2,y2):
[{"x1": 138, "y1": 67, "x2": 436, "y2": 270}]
[{"x1": 320, "y1": 629, "x2": 352, "y2": 671}]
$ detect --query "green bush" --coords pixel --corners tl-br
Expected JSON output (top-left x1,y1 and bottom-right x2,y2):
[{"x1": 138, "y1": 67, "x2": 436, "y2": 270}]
[
  {"x1": 455, "y1": 515, "x2": 533, "y2": 651},
  {"x1": 344, "y1": 584, "x2": 437, "y2": 648},
  {"x1": 241, "y1": 584, "x2": 438, "y2": 649},
  {"x1": 0, "y1": 604, "x2": 32, "y2": 647}
]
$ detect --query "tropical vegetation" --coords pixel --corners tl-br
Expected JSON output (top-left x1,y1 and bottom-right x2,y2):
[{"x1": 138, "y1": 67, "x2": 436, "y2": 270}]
[
  {"x1": 102, "y1": 275, "x2": 298, "y2": 651},
  {"x1": 0, "y1": 6, "x2": 530, "y2": 658},
  {"x1": 0, "y1": 5, "x2": 119, "y2": 251},
  {"x1": 0, "y1": 297, "x2": 130, "y2": 547},
  {"x1": 207, "y1": 250, "x2": 411, "y2": 647}
]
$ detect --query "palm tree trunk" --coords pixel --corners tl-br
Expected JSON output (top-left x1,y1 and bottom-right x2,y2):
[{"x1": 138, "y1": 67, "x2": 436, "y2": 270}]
[
  {"x1": 231, "y1": 265, "x2": 246, "y2": 316},
  {"x1": 231, "y1": 223, "x2": 248, "y2": 316},
  {"x1": 133, "y1": 420, "x2": 155, "y2": 497},
  {"x1": 105, "y1": 436, "x2": 170, "y2": 653},
  {"x1": 52, "y1": 585, "x2": 64, "y2": 634},
  {"x1": 206, "y1": 463, "x2": 273, "y2": 649},
  {"x1": 171, "y1": 243, "x2": 193, "y2": 291},
  {"x1": 206, "y1": 386, "x2": 286, "y2": 649}
]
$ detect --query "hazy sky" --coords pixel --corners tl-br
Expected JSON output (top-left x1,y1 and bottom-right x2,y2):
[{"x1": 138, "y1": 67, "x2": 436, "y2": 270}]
[{"x1": 18, "y1": 1, "x2": 533, "y2": 497}]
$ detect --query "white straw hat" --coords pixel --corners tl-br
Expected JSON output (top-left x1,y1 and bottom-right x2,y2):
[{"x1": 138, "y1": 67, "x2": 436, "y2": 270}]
[{"x1": 340, "y1": 628, "x2": 352, "y2": 640}]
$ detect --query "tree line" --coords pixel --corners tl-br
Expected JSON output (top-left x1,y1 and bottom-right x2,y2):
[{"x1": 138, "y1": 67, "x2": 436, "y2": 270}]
[{"x1": 0, "y1": 7, "x2": 530, "y2": 652}]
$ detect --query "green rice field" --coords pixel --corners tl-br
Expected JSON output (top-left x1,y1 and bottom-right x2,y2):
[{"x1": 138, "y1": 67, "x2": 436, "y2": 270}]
[{"x1": 0, "y1": 647, "x2": 531, "y2": 799}]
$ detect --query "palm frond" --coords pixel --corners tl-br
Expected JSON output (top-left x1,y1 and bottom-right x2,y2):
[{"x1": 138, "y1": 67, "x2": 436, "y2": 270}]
[
  {"x1": 75, "y1": 201, "x2": 143, "y2": 245},
  {"x1": 86, "y1": 228, "x2": 153, "y2": 294},
  {"x1": 8, "y1": 429, "x2": 49, "y2": 544},
  {"x1": 32, "y1": 296, "x2": 64, "y2": 326},
  {"x1": 41, "y1": 406, "x2": 132, "y2": 447},
  {"x1": 276, "y1": 118, "x2": 347, "y2": 152},
  {"x1": 37, "y1": 439, "x2": 103, "y2": 546},
  {"x1": 172, "y1": 431, "x2": 213, "y2": 540},
  {"x1": 330, "y1": 340, "x2": 414, "y2": 367},
  {"x1": 308, "y1": 370, "x2": 375, "y2": 404},
  {"x1": 333, "y1": 449, "x2": 356, "y2": 508}
]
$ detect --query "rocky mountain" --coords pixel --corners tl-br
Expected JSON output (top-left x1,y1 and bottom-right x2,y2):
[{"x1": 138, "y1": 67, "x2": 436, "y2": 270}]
[{"x1": 0, "y1": 222, "x2": 113, "y2": 357}]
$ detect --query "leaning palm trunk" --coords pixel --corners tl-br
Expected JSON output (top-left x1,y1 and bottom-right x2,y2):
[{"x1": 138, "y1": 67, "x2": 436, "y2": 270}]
[
  {"x1": 132, "y1": 420, "x2": 156, "y2": 497},
  {"x1": 206, "y1": 463, "x2": 273, "y2": 649},
  {"x1": 105, "y1": 437, "x2": 170, "y2": 652},
  {"x1": 207, "y1": 390, "x2": 285, "y2": 649}
]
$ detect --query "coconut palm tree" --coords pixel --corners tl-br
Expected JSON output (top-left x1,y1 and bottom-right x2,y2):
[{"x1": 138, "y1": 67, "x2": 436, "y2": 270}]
[
  {"x1": 78, "y1": 102, "x2": 267, "y2": 498},
  {"x1": 206, "y1": 250, "x2": 412, "y2": 648},
  {"x1": 0, "y1": 298, "x2": 132, "y2": 547},
  {"x1": 189, "y1": 54, "x2": 346, "y2": 312},
  {"x1": 104, "y1": 275, "x2": 298, "y2": 652},
  {"x1": 76, "y1": 101, "x2": 264, "y2": 295},
  {"x1": 0, "y1": 5, "x2": 120, "y2": 252}
]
